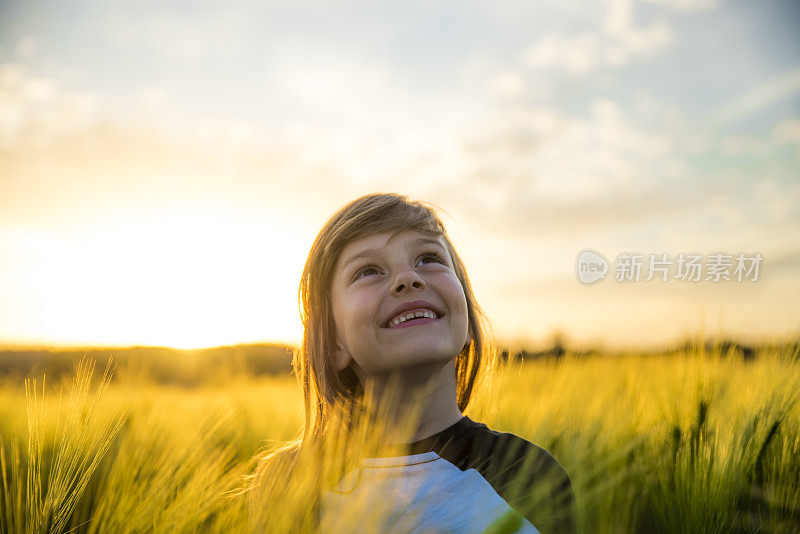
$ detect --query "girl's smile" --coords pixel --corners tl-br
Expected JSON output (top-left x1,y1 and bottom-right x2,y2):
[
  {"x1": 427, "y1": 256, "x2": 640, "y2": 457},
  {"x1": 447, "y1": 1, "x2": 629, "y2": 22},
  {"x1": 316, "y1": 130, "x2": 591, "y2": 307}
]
[
  {"x1": 386, "y1": 316, "x2": 438, "y2": 328},
  {"x1": 384, "y1": 313, "x2": 440, "y2": 329},
  {"x1": 381, "y1": 300, "x2": 444, "y2": 328}
]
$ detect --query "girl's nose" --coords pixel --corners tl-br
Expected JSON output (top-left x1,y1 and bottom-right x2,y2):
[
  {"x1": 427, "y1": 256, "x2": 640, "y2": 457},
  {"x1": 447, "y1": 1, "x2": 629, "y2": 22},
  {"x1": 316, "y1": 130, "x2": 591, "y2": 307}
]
[{"x1": 393, "y1": 269, "x2": 426, "y2": 293}]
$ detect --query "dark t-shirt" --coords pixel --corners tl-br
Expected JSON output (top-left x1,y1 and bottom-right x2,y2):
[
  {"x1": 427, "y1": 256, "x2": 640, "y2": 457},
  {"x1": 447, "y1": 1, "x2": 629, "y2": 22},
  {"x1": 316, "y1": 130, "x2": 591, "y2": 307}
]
[{"x1": 321, "y1": 416, "x2": 578, "y2": 533}]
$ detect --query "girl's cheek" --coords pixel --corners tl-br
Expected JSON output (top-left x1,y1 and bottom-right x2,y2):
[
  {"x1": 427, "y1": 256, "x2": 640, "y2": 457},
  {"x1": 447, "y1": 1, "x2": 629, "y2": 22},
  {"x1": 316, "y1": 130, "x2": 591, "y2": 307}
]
[{"x1": 443, "y1": 275, "x2": 467, "y2": 298}]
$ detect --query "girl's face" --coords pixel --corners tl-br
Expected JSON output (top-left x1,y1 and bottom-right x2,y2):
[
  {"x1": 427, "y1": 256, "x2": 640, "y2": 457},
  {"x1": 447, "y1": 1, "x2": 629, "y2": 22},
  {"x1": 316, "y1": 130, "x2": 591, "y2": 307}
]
[{"x1": 330, "y1": 229, "x2": 470, "y2": 377}]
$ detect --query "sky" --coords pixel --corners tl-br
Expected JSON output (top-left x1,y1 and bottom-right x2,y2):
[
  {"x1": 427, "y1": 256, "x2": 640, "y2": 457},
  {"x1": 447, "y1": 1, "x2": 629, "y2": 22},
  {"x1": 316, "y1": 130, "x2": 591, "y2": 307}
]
[{"x1": 0, "y1": 0, "x2": 798, "y2": 350}]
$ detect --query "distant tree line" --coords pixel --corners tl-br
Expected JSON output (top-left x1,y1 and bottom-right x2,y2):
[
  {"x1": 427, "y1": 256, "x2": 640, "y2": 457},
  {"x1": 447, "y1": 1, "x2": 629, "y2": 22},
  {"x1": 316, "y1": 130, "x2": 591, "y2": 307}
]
[
  {"x1": 0, "y1": 344, "x2": 293, "y2": 385},
  {"x1": 498, "y1": 337, "x2": 799, "y2": 363},
  {"x1": 1, "y1": 336, "x2": 797, "y2": 384}
]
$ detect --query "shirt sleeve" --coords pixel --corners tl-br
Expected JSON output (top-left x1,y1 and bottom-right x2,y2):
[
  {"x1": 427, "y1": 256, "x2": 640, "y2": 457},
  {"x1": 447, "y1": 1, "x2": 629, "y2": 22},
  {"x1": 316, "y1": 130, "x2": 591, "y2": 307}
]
[{"x1": 461, "y1": 430, "x2": 579, "y2": 534}]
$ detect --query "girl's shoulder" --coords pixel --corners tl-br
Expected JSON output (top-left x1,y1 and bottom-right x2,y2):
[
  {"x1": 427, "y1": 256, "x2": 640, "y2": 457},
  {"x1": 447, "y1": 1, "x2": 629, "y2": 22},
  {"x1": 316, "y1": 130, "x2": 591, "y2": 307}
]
[
  {"x1": 455, "y1": 417, "x2": 570, "y2": 482},
  {"x1": 432, "y1": 417, "x2": 577, "y2": 533}
]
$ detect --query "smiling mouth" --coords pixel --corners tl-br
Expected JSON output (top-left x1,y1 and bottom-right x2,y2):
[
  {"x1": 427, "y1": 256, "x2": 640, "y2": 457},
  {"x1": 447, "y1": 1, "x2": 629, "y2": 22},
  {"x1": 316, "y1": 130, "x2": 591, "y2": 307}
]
[{"x1": 382, "y1": 313, "x2": 443, "y2": 329}]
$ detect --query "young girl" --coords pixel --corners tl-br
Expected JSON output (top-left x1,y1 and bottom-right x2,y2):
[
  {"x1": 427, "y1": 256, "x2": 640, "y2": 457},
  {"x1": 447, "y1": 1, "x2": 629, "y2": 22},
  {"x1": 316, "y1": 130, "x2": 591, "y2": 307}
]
[{"x1": 248, "y1": 193, "x2": 577, "y2": 533}]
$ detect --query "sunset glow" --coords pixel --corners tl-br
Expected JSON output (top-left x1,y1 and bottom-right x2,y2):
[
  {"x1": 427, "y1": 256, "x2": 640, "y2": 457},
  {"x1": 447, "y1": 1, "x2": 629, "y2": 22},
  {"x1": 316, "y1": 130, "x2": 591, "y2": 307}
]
[{"x1": 0, "y1": 0, "x2": 798, "y2": 349}]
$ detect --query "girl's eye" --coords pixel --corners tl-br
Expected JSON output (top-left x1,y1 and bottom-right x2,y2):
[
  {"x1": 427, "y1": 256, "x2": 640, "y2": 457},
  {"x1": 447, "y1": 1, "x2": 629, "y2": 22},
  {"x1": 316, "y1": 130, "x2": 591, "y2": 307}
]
[
  {"x1": 353, "y1": 265, "x2": 381, "y2": 280},
  {"x1": 417, "y1": 252, "x2": 445, "y2": 266},
  {"x1": 352, "y1": 252, "x2": 445, "y2": 282}
]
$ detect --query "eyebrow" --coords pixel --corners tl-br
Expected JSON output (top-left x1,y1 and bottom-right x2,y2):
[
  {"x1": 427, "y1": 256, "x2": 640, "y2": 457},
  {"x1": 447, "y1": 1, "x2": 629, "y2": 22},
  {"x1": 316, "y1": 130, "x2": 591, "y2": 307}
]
[{"x1": 341, "y1": 237, "x2": 446, "y2": 273}]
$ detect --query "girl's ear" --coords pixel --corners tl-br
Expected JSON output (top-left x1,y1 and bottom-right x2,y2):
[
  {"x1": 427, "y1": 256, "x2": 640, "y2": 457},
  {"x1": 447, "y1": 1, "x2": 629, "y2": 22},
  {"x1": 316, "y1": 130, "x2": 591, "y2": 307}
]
[
  {"x1": 334, "y1": 342, "x2": 353, "y2": 372},
  {"x1": 463, "y1": 325, "x2": 473, "y2": 351}
]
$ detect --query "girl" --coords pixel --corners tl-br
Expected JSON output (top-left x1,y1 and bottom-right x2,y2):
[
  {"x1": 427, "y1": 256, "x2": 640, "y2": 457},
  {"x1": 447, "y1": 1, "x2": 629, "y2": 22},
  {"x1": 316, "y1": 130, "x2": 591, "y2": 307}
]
[{"x1": 248, "y1": 193, "x2": 577, "y2": 533}]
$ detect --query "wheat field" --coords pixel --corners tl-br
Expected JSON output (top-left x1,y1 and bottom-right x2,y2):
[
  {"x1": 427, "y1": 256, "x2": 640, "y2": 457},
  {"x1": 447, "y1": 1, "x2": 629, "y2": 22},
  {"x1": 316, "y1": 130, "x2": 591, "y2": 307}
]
[{"x1": 1, "y1": 343, "x2": 799, "y2": 533}]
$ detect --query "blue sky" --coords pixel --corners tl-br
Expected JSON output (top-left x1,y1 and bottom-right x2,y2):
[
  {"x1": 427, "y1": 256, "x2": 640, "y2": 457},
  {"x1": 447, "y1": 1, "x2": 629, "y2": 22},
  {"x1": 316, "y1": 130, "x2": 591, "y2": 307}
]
[{"x1": 0, "y1": 0, "x2": 798, "y2": 349}]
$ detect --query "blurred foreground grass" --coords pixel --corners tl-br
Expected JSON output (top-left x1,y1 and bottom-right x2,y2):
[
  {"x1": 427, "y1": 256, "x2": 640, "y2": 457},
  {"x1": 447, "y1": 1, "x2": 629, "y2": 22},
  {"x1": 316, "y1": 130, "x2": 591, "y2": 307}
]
[{"x1": 1, "y1": 342, "x2": 799, "y2": 533}]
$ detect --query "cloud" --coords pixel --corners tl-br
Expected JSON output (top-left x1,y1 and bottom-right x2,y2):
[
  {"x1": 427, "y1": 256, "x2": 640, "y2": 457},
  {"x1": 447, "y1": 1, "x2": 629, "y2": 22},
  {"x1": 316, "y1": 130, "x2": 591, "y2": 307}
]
[
  {"x1": 0, "y1": 63, "x2": 94, "y2": 147},
  {"x1": 772, "y1": 118, "x2": 800, "y2": 146},
  {"x1": 523, "y1": 0, "x2": 674, "y2": 74},
  {"x1": 712, "y1": 66, "x2": 800, "y2": 125},
  {"x1": 767, "y1": 248, "x2": 800, "y2": 273},
  {"x1": 641, "y1": 0, "x2": 722, "y2": 11},
  {"x1": 140, "y1": 86, "x2": 168, "y2": 108},
  {"x1": 711, "y1": 117, "x2": 800, "y2": 160},
  {"x1": 0, "y1": 61, "x2": 272, "y2": 154},
  {"x1": 105, "y1": 10, "x2": 249, "y2": 62},
  {"x1": 459, "y1": 98, "x2": 675, "y2": 205},
  {"x1": 523, "y1": 34, "x2": 603, "y2": 74},
  {"x1": 421, "y1": 81, "x2": 799, "y2": 249},
  {"x1": 0, "y1": 60, "x2": 361, "y2": 230},
  {"x1": 14, "y1": 37, "x2": 37, "y2": 59},
  {"x1": 487, "y1": 71, "x2": 528, "y2": 99}
]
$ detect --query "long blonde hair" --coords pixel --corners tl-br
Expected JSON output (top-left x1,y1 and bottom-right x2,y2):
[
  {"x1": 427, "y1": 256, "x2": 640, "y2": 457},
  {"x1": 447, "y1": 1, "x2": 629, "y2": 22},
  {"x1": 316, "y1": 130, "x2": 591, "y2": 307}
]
[{"x1": 248, "y1": 192, "x2": 497, "y2": 522}]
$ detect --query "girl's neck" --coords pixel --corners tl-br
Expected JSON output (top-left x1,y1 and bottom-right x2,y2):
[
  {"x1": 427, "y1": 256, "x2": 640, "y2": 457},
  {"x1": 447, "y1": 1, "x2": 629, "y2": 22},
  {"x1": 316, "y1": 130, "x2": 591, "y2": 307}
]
[{"x1": 363, "y1": 359, "x2": 464, "y2": 444}]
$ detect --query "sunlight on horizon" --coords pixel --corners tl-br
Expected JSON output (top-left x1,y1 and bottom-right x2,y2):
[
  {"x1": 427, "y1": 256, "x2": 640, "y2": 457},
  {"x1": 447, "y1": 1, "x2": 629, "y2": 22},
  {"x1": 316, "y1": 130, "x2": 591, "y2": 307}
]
[{"x1": 0, "y1": 204, "x2": 307, "y2": 350}]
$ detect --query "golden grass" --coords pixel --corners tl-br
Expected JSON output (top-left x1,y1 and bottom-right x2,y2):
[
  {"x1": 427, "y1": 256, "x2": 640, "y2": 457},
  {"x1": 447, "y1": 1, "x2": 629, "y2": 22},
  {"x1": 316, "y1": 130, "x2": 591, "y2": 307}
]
[{"x1": 0, "y1": 345, "x2": 798, "y2": 533}]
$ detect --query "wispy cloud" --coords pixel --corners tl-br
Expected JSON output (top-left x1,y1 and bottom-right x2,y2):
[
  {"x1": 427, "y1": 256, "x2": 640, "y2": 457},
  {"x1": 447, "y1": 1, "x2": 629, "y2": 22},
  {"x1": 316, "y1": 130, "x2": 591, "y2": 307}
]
[
  {"x1": 772, "y1": 117, "x2": 800, "y2": 146},
  {"x1": 0, "y1": 63, "x2": 94, "y2": 147},
  {"x1": 522, "y1": 0, "x2": 677, "y2": 74},
  {"x1": 642, "y1": 0, "x2": 722, "y2": 12},
  {"x1": 14, "y1": 36, "x2": 36, "y2": 58},
  {"x1": 712, "y1": 66, "x2": 800, "y2": 125}
]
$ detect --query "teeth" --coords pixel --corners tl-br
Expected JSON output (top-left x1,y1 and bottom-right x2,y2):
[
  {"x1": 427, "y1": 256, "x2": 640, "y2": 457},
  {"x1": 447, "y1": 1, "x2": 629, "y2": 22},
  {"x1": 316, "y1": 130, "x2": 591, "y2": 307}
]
[{"x1": 388, "y1": 309, "x2": 438, "y2": 327}]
